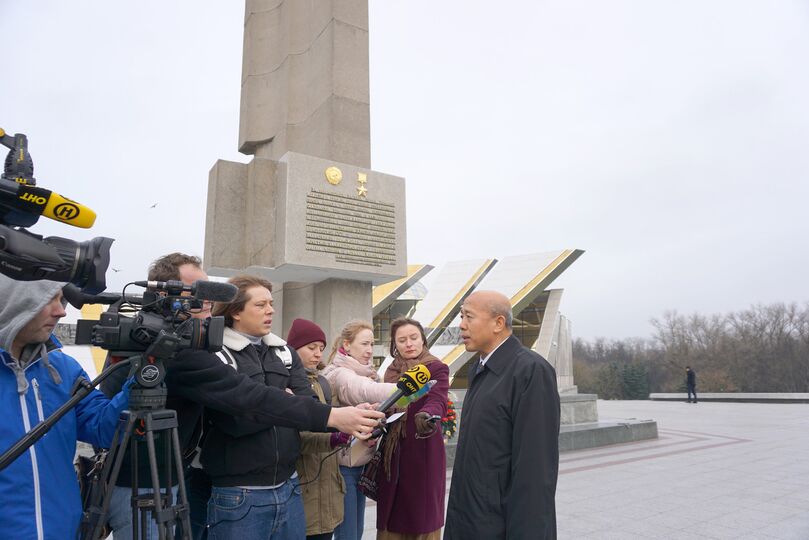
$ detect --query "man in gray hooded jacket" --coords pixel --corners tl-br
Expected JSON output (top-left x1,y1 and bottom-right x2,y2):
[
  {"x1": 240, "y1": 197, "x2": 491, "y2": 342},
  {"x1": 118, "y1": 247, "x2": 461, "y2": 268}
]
[{"x1": 0, "y1": 274, "x2": 129, "y2": 539}]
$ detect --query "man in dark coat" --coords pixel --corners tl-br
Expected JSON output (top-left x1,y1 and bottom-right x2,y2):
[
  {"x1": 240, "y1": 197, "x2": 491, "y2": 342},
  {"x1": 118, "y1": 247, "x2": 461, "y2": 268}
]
[
  {"x1": 444, "y1": 291, "x2": 561, "y2": 540},
  {"x1": 686, "y1": 366, "x2": 698, "y2": 403}
]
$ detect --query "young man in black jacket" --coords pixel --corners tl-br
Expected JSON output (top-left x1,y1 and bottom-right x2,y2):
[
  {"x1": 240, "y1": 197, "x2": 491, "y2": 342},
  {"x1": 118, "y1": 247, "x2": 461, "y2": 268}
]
[{"x1": 202, "y1": 275, "x2": 321, "y2": 539}]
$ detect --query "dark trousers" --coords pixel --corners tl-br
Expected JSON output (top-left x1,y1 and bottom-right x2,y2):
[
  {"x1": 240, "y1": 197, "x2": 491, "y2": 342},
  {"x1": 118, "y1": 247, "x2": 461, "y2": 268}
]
[
  {"x1": 176, "y1": 466, "x2": 212, "y2": 540},
  {"x1": 307, "y1": 534, "x2": 334, "y2": 540},
  {"x1": 687, "y1": 384, "x2": 697, "y2": 402}
]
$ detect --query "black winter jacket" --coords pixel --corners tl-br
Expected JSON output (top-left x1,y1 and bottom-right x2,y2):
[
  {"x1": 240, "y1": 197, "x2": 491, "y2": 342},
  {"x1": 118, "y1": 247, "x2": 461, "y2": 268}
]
[
  {"x1": 101, "y1": 333, "x2": 331, "y2": 487},
  {"x1": 444, "y1": 335, "x2": 561, "y2": 540},
  {"x1": 200, "y1": 328, "x2": 318, "y2": 487}
]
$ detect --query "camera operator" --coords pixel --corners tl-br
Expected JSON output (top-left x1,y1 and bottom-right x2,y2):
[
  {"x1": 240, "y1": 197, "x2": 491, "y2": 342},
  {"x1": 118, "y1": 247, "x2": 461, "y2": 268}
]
[
  {"x1": 100, "y1": 253, "x2": 384, "y2": 539},
  {"x1": 0, "y1": 275, "x2": 130, "y2": 539},
  {"x1": 100, "y1": 253, "x2": 211, "y2": 539}
]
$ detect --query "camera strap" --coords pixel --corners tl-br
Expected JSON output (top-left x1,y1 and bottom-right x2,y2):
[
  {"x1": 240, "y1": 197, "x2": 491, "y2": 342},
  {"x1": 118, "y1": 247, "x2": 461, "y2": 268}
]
[
  {"x1": 275, "y1": 345, "x2": 293, "y2": 369},
  {"x1": 216, "y1": 347, "x2": 238, "y2": 371}
]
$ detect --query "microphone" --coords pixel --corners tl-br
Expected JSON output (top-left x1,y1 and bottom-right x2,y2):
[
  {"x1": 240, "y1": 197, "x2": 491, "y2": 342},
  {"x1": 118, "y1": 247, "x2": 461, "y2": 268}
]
[
  {"x1": 193, "y1": 280, "x2": 238, "y2": 302},
  {"x1": 376, "y1": 364, "x2": 432, "y2": 412},
  {"x1": 133, "y1": 279, "x2": 238, "y2": 302},
  {"x1": 367, "y1": 379, "x2": 438, "y2": 439},
  {"x1": 395, "y1": 379, "x2": 437, "y2": 408},
  {"x1": 0, "y1": 178, "x2": 97, "y2": 228}
]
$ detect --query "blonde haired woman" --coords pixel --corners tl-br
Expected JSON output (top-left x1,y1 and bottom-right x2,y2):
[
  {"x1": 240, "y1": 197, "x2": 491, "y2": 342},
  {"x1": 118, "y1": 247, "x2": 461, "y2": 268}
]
[{"x1": 322, "y1": 320, "x2": 396, "y2": 540}]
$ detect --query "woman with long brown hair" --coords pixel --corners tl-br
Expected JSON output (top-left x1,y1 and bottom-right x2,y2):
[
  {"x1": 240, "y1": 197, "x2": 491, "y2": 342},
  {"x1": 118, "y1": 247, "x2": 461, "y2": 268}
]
[
  {"x1": 321, "y1": 320, "x2": 396, "y2": 540},
  {"x1": 375, "y1": 317, "x2": 449, "y2": 540}
]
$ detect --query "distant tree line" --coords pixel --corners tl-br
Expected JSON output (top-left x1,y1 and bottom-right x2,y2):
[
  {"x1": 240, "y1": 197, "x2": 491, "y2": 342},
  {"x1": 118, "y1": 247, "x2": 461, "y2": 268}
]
[{"x1": 572, "y1": 302, "x2": 809, "y2": 398}]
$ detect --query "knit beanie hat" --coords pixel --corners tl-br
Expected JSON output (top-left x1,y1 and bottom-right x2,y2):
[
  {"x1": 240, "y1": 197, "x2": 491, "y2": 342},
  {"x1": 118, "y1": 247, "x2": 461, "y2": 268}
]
[{"x1": 286, "y1": 318, "x2": 327, "y2": 350}]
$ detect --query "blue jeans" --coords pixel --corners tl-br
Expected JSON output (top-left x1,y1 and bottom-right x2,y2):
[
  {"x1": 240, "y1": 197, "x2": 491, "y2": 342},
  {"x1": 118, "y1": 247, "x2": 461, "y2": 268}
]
[
  {"x1": 108, "y1": 484, "x2": 179, "y2": 540},
  {"x1": 333, "y1": 466, "x2": 365, "y2": 540},
  {"x1": 206, "y1": 477, "x2": 305, "y2": 540}
]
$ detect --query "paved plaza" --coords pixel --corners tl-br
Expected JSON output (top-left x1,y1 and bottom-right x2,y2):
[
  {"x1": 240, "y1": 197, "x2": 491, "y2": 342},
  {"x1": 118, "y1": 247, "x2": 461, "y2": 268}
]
[{"x1": 363, "y1": 400, "x2": 809, "y2": 539}]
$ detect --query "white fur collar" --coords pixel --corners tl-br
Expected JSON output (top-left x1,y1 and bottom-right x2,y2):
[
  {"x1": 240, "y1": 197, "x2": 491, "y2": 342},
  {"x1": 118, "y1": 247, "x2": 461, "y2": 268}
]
[{"x1": 223, "y1": 326, "x2": 287, "y2": 351}]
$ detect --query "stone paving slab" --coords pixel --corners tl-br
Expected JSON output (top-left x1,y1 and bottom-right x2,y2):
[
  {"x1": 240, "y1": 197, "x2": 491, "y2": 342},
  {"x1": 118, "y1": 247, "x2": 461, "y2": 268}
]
[{"x1": 362, "y1": 400, "x2": 809, "y2": 539}]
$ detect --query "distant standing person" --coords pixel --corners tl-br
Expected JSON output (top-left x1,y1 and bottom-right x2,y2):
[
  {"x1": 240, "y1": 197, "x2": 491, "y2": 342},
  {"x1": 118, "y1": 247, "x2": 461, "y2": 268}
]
[
  {"x1": 444, "y1": 291, "x2": 561, "y2": 540},
  {"x1": 686, "y1": 366, "x2": 698, "y2": 403}
]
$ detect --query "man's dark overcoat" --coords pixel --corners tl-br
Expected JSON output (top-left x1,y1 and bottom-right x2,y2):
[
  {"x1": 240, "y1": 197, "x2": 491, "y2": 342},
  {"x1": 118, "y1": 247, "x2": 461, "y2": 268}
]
[{"x1": 444, "y1": 335, "x2": 560, "y2": 540}]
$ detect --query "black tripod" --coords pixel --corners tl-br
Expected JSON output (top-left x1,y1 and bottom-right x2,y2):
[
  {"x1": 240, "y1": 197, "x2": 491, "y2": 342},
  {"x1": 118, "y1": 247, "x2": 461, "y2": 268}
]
[{"x1": 82, "y1": 355, "x2": 191, "y2": 540}]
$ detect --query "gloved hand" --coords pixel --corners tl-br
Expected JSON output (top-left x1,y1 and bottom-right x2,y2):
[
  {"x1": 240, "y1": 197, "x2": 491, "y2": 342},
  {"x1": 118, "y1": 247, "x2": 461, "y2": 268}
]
[
  {"x1": 414, "y1": 412, "x2": 439, "y2": 437},
  {"x1": 330, "y1": 431, "x2": 351, "y2": 448}
]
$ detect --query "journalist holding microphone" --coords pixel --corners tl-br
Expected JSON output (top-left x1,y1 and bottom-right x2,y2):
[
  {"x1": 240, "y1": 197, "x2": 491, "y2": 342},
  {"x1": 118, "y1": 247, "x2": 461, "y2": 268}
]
[{"x1": 375, "y1": 317, "x2": 449, "y2": 540}]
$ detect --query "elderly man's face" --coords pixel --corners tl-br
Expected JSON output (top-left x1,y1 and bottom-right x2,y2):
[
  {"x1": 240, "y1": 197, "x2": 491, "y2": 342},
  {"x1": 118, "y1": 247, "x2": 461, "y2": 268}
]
[
  {"x1": 459, "y1": 296, "x2": 499, "y2": 354},
  {"x1": 15, "y1": 290, "x2": 67, "y2": 348}
]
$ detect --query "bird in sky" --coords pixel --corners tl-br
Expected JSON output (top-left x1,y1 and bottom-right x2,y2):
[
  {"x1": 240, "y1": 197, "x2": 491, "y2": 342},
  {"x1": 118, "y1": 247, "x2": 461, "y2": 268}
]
[
  {"x1": 149, "y1": 203, "x2": 158, "y2": 209},
  {"x1": 112, "y1": 268, "x2": 121, "y2": 272}
]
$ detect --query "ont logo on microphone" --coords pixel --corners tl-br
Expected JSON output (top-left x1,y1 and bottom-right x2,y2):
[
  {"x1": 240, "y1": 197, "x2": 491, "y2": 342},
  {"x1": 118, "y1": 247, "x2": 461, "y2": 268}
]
[
  {"x1": 54, "y1": 202, "x2": 80, "y2": 220},
  {"x1": 20, "y1": 192, "x2": 47, "y2": 206}
]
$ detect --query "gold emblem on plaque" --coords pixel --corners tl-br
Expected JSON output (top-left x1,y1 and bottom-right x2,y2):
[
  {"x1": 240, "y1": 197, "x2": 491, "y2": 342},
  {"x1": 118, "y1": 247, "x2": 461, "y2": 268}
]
[
  {"x1": 325, "y1": 166, "x2": 342, "y2": 185},
  {"x1": 357, "y1": 172, "x2": 367, "y2": 184},
  {"x1": 357, "y1": 184, "x2": 368, "y2": 198}
]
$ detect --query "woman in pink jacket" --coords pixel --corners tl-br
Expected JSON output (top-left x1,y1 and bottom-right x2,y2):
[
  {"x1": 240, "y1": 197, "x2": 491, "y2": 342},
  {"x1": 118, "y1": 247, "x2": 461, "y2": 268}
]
[{"x1": 322, "y1": 320, "x2": 396, "y2": 540}]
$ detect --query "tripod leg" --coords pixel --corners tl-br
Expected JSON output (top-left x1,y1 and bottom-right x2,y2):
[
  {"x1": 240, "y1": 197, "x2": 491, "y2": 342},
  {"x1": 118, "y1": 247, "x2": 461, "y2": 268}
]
[
  {"x1": 144, "y1": 414, "x2": 168, "y2": 540},
  {"x1": 171, "y1": 426, "x2": 192, "y2": 540},
  {"x1": 83, "y1": 412, "x2": 137, "y2": 540},
  {"x1": 131, "y1": 435, "x2": 141, "y2": 540}
]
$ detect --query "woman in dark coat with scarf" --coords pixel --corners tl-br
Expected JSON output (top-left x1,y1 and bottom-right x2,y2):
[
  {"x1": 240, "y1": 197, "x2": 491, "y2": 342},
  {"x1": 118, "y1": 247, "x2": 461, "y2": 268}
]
[{"x1": 375, "y1": 317, "x2": 449, "y2": 540}]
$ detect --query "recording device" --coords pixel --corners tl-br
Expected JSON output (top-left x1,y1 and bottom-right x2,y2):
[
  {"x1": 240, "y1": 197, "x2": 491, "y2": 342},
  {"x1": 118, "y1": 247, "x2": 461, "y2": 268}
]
[
  {"x1": 72, "y1": 279, "x2": 237, "y2": 357},
  {"x1": 376, "y1": 364, "x2": 432, "y2": 412},
  {"x1": 364, "y1": 366, "x2": 433, "y2": 440},
  {"x1": 395, "y1": 379, "x2": 436, "y2": 407},
  {"x1": 0, "y1": 127, "x2": 112, "y2": 293}
]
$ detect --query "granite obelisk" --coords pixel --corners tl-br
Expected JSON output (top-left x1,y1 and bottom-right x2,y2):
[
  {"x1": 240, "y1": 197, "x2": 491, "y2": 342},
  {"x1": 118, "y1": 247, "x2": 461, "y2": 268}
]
[{"x1": 204, "y1": 0, "x2": 406, "y2": 341}]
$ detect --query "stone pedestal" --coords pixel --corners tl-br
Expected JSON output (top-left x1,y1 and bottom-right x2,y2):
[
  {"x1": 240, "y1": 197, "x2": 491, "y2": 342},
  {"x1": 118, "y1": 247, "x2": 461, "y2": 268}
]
[{"x1": 204, "y1": 152, "x2": 405, "y2": 341}]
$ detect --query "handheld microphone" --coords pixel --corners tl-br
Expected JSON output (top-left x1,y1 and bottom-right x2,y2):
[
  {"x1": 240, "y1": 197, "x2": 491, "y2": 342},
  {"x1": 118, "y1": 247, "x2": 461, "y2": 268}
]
[
  {"x1": 395, "y1": 379, "x2": 437, "y2": 408},
  {"x1": 0, "y1": 177, "x2": 97, "y2": 228},
  {"x1": 133, "y1": 279, "x2": 238, "y2": 302},
  {"x1": 376, "y1": 364, "x2": 432, "y2": 412},
  {"x1": 367, "y1": 379, "x2": 438, "y2": 439}
]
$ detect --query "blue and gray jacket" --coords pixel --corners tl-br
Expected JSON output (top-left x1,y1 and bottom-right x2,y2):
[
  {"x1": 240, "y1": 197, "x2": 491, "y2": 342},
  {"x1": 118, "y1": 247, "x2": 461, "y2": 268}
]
[{"x1": 0, "y1": 276, "x2": 129, "y2": 539}]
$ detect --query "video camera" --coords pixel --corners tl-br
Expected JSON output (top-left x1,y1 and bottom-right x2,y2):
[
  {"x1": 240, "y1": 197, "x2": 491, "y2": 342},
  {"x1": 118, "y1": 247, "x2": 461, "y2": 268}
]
[
  {"x1": 72, "y1": 279, "x2": 237, "y2": 357},
  {"x1": 0, "y1": 127, "x2": 112, "y2": 293}
]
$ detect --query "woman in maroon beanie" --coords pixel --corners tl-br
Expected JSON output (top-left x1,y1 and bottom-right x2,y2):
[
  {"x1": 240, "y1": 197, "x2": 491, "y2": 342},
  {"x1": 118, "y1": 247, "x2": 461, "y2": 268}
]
[
  {"x1": 376, "y1": 317, "x2": 449, "y2": 540},
  {"x1": 287, "y1": 318, "x2": 350, "y2": 540}
]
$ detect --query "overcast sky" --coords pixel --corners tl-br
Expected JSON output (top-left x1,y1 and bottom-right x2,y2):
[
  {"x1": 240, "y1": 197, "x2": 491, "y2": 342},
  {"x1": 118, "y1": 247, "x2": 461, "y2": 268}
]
[{"x1": 2, "y1": 1, "x2": 808, "y2": 340}]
